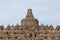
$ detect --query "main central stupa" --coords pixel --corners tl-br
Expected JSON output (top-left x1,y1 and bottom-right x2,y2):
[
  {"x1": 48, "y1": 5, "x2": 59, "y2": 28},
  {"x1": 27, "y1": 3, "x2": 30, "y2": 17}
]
[{"x1": 21, "y1": 9, "x2": 39, "y2": 30}]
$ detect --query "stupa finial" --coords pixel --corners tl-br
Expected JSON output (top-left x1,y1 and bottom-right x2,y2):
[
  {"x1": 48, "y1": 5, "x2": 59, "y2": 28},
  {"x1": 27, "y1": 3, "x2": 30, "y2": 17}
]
[{"x1": 26, "y1": 9, "x2": 34, "y2": 18}]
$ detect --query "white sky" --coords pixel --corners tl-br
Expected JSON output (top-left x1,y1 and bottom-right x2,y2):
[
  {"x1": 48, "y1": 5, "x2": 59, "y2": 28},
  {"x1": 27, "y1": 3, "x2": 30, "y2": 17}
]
[{"x1": 0, "y1": 0, "x2": 60, "y2": 28}]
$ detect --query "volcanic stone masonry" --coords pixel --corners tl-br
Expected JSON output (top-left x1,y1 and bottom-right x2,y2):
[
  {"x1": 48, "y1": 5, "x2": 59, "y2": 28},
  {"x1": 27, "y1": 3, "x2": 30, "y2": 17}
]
[{"x1": 0, "y1": 9, "x2": 60, "y2": 40}]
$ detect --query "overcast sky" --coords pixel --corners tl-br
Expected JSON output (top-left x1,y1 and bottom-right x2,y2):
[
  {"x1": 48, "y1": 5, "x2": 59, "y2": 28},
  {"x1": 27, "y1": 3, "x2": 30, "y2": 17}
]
[{"x1": 0, "y1": 0, "x2": 60, "y2": 28}]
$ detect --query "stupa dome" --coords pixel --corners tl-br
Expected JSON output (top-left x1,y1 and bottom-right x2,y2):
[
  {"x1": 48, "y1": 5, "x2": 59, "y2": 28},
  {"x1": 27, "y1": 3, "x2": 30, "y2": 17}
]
[{"x1": 21, "y1": 9, "x2": 39, "y2": 27}]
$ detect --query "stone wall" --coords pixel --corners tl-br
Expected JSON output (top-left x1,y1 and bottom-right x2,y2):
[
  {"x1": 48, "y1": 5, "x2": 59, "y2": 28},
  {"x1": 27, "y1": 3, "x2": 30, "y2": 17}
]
[{"x1": 0, "y1": 25, "x2": 60, "y2": 40}]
